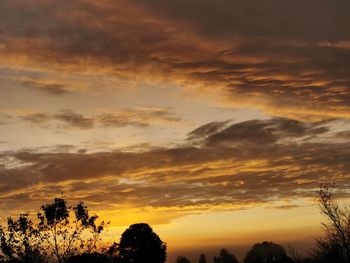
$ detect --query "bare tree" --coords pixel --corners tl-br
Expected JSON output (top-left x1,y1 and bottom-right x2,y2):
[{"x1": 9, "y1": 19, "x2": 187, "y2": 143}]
[{"x1": 314, "y1": 184, "x2": 350, "y2": 262}]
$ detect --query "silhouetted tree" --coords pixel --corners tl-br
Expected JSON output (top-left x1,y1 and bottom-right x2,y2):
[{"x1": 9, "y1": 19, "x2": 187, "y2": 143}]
[
  {"x1": 176, "y1": 256, "x2": 191, "y2": 263},
  {"x1": 312, "y1": 184, "x2": 350, "y2": 263},
  {"x1": 244, "y1": 241, "x2": 293, "y2": 263},
  {"x1": 199, "y1": 253, "x2": 207, "y2": 263},
  {"x1": 0, "y1": 198, "x2": 107, "y2": 263},
  {"x1": 213, "y1": 249, "x2": 239, "y2": 263},
  {"x1": 118, "y1": 223, "x2": 166, "y2": 263},
  {"x1": 0, "y1": 214, "x2": 44, "y2": 262},
  {"x1": 37, "y1": 198, "x2": 107, "y2": 263}
]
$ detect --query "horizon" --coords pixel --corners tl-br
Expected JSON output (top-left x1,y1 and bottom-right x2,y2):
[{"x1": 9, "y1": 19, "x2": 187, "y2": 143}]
[{"x1": 0, "y1": 1, "x2": 350, "y2": 262}]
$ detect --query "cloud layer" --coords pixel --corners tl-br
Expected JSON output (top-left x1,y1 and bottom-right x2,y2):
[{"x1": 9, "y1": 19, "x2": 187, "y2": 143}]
[
  {"x1": 1, "y1": 0, "x2": 350, "y2": 119},
  {"x1": 0, "y1": 117, "x2": 349, "y2": 221}
]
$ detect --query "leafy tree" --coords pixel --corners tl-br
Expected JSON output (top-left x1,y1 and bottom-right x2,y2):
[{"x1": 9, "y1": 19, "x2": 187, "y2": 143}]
[
  {"x1": 199, "y1": 253, "x2": 207, "y2": 263},
  {"x1": 214, "y1": 249, "x2": 239, "y2": 263},
  {"x1": 37, "y1": 198, "x2": 107, "y2": 263},
  {"x1": 0, "y1": 214, "x2": 43, "y2": 262},
  {"x1": 312, "y1": 184, "x2": 350, "y2": 262},
  {"x1": 176, "y1": 256, "x2": 191, "y2": 263},
  {"x1": 118, "y1": 223, "x2": 166, "y2": 263},
  {"x1": 244, "y1": 241, "x2": 293, "y2": 263}
]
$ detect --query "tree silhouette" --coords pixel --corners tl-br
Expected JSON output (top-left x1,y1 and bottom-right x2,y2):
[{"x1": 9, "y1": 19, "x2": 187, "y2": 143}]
[
  {"x1": 176, "y1": 256, "x2": 191, "y2": 263},
  {"x1": 213, "y1": 249, "x2": 239, "y2": 263},
  {"x1": 312, "y1": 184, "x2": 350, "y2": 263},
  {"x1": 0, "y1": 214, "x2": 43, "y2": 262},
  {"x1": 118, "y1": 223, "x2": 166, "y2": 263},
  {"x1": 199, "y1": 253, "x2": 207, "y2": 263},
  {"x1": 0, "y1": 197, "x2": 107, "y2": 263},
  {"x1": 37, "y1": 198, "x2": 107, "y2": 263},
  {"x1": 244, "y1": 241, "x2": 293, "y2": 263}
]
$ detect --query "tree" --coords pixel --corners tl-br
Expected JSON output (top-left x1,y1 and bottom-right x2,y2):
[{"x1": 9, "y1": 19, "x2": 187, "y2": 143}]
[
  {"x1": 213, "y1": 249, "x2": 239, "y2": 263},
  {"x1": 312, "y1": 184, "x2": 350, "y2": 263},
  {"x1": 0, "y1": 197, "x2": 107, "y2": 263},
  {"x1": 199, "y1": 253, "x2": 207, "y2": 263},
  {"x1": 176, "y1": 256, "x2": 191, "y2": 263},
  {"x1": 118, "y1": 223, "x2": 166, "y2": 263},
  {"x1": 0, "y1": 214, "x2": 44, "y2": 262},
  {"x1": 37, "y1": 198, "x2": 107, "y2": 263},
  {"x1": 244, "y1": 241, "x2": 293, "y2": 263}
]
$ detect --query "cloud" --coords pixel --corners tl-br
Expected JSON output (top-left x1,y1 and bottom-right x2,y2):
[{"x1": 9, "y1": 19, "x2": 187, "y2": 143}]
[
  {"x1": 18, "y1": 108, "x2": 182, "y2": 130},
  {"x1": 20, "y1": 113, "x2": 51, "y2": 124},
  {"x1": 0, "y1": 0, "x2": 350, "y2": 120},
  {"x1": 20, "y1": 110, "x2": 94, "y2": 129},
  {"x1": 97, "y1": 107, "x2": 182, "y2": 128},
  {"x1": 0, "y1": 117, "x2": 349, "y2": 219},
  {"x1": 21, "y1": 79, "x2": 68, "y2": 95},
  {"x1": 137, "y1": 0, "x2": 350, "y2": 42},
  {"x1": 53, "y1": 109, "x2": 95, "y2": 129},
  {"x1": 189, "y1": 118, "x2": 330, "y2": 146}
]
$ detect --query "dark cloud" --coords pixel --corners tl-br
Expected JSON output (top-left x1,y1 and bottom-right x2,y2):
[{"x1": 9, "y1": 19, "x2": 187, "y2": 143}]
[
  {"x1": 53, "y1": 109, "x2": 94, "y2": 129},
  {"x1": 20, "y1": 111, "x2": 94, "y2": 129},
  {"x1": 137, "y1": 0, "x2": 350, "y2": 42},
  {"x1": 21, "y1": 79, "x2": 68, "y2": 95},
  {"x1": 336, "y1": 130, "x2": 350, "y2": 139},
  {"x1": 97, "y1": 108, "x2": 181, "y2": 128},
  {"x1": 0, "y1": 117, "x2": 348, "y2": 214},
  {"x1": 0, "y1": 0, "x2": 350, "y2": 119},
  {"x1": 190, "y1": 118, "x2": 330, "y2": 146},
  {"x1": 20, "y1": 113, "x2": 51, "y2": 124},
  {"x1": 187, "y1": 120, "x2": 230, "y2": 140}
]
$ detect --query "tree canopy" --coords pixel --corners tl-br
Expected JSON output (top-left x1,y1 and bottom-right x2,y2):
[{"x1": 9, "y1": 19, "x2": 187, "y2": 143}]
[
  {"x1": 244, "y1": 241, "x2": 293, "y2": 263},
  {"x1": 118, "y1": 223, "x2": 166, "y2": 263},
  {"x1": 214, "y1": 249, "x2": 239, "y2": 263}
]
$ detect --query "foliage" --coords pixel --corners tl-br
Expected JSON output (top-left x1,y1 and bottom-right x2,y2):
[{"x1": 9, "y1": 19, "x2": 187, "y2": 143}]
[
  {"x1": 0, "y1": 214, "x2": 43, "y2": 262},
  {"x1": 244, "y1": 241, "x2": 293, "y2": 263},
  {"x1": 214, "y1": 249, "x2": 239, "y2": 263},
  {"x1": 118, "y1": 223, "x2": 166, "y2": 263},
  {"x1": 0, "y1": 197, "x2": 107, "y2": 263},
  {"x1": 37, "y1": 198, "x2": 107, "y2": 263}
]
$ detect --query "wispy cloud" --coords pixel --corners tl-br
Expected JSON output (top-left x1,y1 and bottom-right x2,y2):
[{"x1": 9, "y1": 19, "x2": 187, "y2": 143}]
[
  {"x1": 21, "y1": 79, "x2": 68, "y2": 95},
  {"x1": 18, "y1": 108, "x2": 182, "y2": 130}
]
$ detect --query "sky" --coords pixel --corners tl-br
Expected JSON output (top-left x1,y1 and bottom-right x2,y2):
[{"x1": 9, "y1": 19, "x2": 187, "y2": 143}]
[{"x1": 0, "y1": 0, "x2": 350, "y2": 261}]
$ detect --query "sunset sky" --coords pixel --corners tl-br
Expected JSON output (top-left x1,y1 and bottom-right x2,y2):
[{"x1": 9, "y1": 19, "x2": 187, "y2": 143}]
[{"x1": 1, "y1": 0, "x2": 350, "y2": 261}]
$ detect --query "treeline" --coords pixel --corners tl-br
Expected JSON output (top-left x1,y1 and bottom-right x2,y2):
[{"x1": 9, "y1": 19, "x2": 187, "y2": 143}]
[
  {"x1": 175, "y1": 185, "x2": 350, "y2": 263},
  {"x1": 0, "y1": 185, "x2": 349, "y2": 263},
  {"x1": 176, "y1": 243, "x2": 296, "y2": 263}
]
